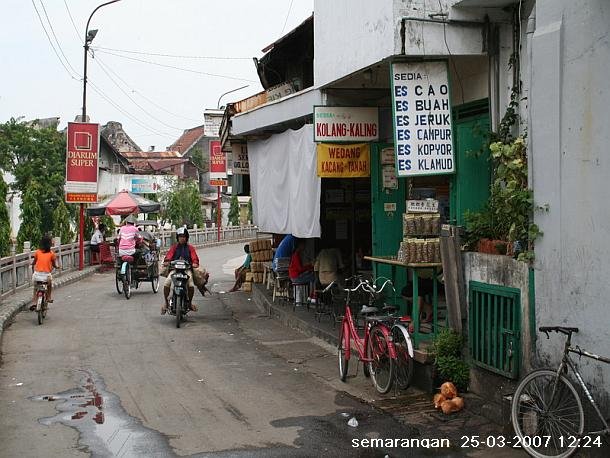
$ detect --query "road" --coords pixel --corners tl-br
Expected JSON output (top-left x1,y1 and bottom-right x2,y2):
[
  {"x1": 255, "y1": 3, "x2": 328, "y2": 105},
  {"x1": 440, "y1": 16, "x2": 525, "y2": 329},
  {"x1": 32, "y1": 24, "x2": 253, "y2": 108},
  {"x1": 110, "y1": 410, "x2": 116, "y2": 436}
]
[{"x1": 0, "y1": 243, "x2": 452, "y2": 458}]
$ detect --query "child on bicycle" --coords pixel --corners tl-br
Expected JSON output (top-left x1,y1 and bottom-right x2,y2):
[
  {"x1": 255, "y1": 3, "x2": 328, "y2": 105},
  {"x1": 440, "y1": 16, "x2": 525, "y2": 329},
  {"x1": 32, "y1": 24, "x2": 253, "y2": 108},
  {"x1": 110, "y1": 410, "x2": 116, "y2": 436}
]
[{"x1": 30, "y1": 235, "x2": 60, "y2": 310}]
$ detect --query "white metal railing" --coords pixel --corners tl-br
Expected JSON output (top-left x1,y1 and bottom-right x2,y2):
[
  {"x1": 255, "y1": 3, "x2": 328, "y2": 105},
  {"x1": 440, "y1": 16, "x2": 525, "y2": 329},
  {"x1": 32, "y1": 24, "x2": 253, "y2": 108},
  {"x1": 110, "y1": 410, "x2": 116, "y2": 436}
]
[{"x1": 0, "y1": 224, "x2": 259, "y2": 299}]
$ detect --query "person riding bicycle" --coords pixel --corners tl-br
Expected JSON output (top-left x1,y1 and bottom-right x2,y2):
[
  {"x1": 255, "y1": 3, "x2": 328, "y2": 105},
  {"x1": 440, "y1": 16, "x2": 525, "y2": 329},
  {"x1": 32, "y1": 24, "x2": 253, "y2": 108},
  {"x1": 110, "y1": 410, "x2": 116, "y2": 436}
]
[
  {"x1": 30, "y1": 235, "x2": 60, "y2": 310},
  {"x1": 161, "y1": 226, "x2": 200, "y2": 314}
]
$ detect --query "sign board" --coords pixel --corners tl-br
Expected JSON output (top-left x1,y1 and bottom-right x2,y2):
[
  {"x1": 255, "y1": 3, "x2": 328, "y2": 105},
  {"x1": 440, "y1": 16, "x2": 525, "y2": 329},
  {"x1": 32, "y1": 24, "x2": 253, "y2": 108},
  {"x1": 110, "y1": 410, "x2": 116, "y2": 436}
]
[
  {"x1": 407, "y1": 199, "x2": 439, "y2": 213},
  {"x1": 209, "y1": 179, "x2": 228, "y2": 187},
  {"x1": 314, "y1": 106, "x2": 379, "y2": 142},
  {"x1": 65, "y1": 122, "x2": 99, "y2": 203},
  {"x1": 131, "y1": 177, "x2": 161, "y2": 194},
  {"x1": 231, "y1": 143, "x2": 249, "y2": 175},
  {"x1": 209, "y1": 140, "x2": 226, "y2": 179},
  {"x1": 391, "y1": 61, "x2": 454, "y2": 176},
  {"x1": 384, "y1": 202, "x2": 397, "y2": 212},
  {"x1": 266, "y1": 81, "x2": 295, "y2": 103},
  {"x1": 203, "y1": 111, "x2": 223, "y2": 137},
  {"x1": 317, "y1": 143, "x2": 370, "y2": 178}
]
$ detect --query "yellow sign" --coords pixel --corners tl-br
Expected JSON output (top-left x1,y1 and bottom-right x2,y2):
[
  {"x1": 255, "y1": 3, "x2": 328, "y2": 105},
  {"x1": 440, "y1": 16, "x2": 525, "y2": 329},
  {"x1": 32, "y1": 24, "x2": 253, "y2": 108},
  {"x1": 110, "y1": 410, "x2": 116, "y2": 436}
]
[{"x1": 317, "y1": 143, "x2": 370, "y2": 178}]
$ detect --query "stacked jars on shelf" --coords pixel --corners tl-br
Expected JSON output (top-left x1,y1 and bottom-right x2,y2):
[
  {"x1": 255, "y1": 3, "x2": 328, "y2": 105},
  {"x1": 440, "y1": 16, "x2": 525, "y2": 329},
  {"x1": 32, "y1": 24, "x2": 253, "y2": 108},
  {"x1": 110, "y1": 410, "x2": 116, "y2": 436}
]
[{"x1": 397, "y1": 213, "x2": 442, "y2": 264}]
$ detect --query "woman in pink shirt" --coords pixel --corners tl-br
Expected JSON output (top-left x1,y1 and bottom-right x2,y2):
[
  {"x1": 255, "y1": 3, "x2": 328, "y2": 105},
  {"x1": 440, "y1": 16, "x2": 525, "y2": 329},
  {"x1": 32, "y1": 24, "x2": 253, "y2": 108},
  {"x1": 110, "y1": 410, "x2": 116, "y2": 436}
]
[{"x1": 117, "y1": 215, "x2": 140, "y2": 257}]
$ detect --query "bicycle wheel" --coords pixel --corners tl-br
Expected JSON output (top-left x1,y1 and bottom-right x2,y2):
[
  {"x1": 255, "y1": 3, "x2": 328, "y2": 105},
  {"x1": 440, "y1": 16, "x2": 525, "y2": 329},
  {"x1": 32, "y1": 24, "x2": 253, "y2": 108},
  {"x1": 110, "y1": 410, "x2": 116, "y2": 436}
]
[
  {"x1": 511, "y1": 369, "x2": 584, "y2": 458},
  {"x1": 115, "y1": 270, "x2": 124, "y2": 294},
  {"x1": 175, "y1": 295, "x2": 183, "y2": 328},
  {"x1": 338, "y1": 323, "x2": 349, "y2": 382},
  {"x1": 367, "y1": 325, "x2": 394, "y2": 394},
  {"x1": 392, "y1": 325, "x2": 414, "y2": 390},
  {"x1": 36, "y1": 297, "x2": 45, "y2": 325},
  {"x1": 151, "y1": 264, "x2": 159, "y2": 293},
  {"x1": 123, "y1": 264, "x2": 131, "y2": 300}
]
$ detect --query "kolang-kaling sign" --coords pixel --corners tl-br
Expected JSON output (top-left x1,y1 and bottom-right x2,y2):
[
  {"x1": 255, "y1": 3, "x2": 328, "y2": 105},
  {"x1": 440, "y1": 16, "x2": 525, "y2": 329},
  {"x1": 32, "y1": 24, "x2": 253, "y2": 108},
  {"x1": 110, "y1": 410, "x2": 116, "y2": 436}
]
[{"x1": 391, "y1": 61, "x2": 454, "y2": 177}]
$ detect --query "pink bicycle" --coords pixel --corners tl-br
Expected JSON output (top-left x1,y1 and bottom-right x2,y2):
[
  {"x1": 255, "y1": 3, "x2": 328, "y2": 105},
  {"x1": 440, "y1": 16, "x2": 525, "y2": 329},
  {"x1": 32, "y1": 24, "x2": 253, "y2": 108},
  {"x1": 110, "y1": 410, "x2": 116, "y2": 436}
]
[{"x1": 325, "y1": 277, "x2": 398, "y2": 394}]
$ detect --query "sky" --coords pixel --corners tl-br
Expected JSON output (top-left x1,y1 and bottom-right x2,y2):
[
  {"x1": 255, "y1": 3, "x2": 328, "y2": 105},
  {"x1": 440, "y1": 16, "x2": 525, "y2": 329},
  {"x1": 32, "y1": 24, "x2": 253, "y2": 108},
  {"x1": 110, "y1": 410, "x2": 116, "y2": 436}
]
[{"x1": 0, "y1": 0, "x2": 314, "y2": 151}]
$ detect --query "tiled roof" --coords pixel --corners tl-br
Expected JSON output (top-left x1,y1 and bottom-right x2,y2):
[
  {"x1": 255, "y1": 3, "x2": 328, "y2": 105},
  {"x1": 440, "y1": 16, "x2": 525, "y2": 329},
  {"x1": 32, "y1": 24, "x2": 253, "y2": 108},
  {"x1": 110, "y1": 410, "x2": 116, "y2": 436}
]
[
  {"x1": 169, "y1": 125, "x2": 205, "y2": 155},
  {"x1": 128, "y1": 158, "x2": 189, "y2": 173},
  {"x1": 120, "y1": 151, "x2": 181, "y2": 159}
]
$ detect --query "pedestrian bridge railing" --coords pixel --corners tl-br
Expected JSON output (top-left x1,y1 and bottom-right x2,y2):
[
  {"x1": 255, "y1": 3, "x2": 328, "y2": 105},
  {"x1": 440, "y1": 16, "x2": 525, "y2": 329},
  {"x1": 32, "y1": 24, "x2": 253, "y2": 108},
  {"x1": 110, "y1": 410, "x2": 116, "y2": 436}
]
[{"x1": 0, "y1": 224, "x2": 258, "y2": 299}]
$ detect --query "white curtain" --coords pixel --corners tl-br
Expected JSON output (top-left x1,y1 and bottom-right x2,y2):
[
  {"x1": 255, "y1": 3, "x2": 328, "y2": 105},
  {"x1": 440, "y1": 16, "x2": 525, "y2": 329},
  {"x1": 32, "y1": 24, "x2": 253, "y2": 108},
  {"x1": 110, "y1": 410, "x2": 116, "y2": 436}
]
[{"x1": 248, "y1": 124, "x2": 321, "y2": 237}]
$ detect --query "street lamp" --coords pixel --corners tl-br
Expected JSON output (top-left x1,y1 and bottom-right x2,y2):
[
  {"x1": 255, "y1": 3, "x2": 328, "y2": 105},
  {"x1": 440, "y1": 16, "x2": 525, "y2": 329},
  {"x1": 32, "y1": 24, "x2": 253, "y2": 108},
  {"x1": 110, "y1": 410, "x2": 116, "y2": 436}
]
[
  {"x1": 82, "y1": 0, "x2": 121, "y2": 120},
  {"x1": 78, "y1": 0, "x2": 121, "y2": 270},
  {"x1": 217, "y1": 85, "x2": 249, "y2": 109}
]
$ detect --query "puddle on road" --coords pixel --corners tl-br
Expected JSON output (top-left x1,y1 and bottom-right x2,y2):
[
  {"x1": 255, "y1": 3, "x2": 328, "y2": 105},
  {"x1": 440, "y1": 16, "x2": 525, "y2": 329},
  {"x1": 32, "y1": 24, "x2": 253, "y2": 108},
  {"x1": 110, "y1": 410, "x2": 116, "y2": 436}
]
[{"x1": 30, "y1": 370, "x2": 173, "y2": 457}]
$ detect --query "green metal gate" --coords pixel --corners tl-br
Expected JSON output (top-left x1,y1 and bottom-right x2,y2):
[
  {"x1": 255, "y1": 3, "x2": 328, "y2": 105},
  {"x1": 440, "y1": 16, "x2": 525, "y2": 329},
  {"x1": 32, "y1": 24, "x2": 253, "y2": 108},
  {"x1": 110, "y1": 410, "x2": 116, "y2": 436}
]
[{"x1": 469, "y1": 281, "x2": 521, "y2": 379}]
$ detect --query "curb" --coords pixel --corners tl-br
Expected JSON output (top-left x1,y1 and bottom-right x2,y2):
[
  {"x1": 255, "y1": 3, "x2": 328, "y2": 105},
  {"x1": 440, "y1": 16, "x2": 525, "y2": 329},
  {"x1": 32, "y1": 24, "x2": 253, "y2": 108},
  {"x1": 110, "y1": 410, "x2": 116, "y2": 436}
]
[
  {"x1": 0, "y1": 266, "x2": 101, "y2": 337},
  {"x1": 251, "y1": 284, "x2": 339, "y2": 347}
]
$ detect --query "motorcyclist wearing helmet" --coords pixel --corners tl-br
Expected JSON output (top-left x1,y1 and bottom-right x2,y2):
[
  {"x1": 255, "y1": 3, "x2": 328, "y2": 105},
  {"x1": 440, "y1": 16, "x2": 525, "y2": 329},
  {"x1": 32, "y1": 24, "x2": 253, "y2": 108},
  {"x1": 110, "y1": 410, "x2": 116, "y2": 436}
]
[{"x1": 162, "y1": 226, "x2": 199, "y2": 314}]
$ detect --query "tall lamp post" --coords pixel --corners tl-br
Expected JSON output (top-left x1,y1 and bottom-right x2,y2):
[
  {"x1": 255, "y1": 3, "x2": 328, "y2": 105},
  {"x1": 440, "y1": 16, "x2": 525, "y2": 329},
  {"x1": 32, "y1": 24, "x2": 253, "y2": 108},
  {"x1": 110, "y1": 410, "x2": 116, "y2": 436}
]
[{"x1": 78, "y1": 0, "x2": 121, "y2": 270}]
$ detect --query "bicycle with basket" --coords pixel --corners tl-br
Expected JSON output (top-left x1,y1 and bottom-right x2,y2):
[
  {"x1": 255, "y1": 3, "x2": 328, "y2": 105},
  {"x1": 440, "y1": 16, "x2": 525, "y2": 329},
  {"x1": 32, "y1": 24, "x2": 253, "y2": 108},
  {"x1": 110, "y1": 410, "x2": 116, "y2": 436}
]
[{"x1": 325, "y1": 275, "x2": 415, "y2": 394}]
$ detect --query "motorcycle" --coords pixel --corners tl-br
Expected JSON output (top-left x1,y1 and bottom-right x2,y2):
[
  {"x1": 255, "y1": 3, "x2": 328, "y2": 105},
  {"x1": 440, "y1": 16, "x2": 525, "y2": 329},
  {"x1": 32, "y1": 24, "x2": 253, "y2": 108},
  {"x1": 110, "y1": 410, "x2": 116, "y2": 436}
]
[{"x1": 168, "y1": 259, "x2": 191, "y2": 328}]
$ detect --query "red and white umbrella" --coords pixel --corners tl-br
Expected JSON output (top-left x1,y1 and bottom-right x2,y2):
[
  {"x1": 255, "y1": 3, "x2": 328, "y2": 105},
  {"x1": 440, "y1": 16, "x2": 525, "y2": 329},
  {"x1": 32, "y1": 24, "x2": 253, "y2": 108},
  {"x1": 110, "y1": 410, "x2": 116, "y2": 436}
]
[{"x1": 86, "y1": 190, "x2": 161, "y2": 216}]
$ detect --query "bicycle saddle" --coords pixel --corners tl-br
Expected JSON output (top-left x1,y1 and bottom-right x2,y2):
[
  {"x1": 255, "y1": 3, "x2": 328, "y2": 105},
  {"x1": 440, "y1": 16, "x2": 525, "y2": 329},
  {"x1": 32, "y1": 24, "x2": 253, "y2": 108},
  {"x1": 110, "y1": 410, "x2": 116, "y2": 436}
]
[
  {"x1": 121, "y1": 255, "x2": 135, "y2": 263},
  {"x1": 360, "y1": 305, "x2": 379, "y2": 315}
]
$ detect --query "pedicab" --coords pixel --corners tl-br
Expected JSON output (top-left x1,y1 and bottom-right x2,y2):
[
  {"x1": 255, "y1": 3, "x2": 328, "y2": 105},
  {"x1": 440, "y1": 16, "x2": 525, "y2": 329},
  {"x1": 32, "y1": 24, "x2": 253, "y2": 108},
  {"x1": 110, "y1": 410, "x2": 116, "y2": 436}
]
[{"x1": 86, "y1": 191, "x2": 162, "y2": 299}]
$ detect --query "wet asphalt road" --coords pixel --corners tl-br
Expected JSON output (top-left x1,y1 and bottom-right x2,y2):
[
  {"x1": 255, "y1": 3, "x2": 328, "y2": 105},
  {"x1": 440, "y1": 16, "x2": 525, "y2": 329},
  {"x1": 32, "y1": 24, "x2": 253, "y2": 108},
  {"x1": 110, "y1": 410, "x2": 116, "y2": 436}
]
[{"x1": 0, "y1": 243, "x2": 460, "y2": 458}]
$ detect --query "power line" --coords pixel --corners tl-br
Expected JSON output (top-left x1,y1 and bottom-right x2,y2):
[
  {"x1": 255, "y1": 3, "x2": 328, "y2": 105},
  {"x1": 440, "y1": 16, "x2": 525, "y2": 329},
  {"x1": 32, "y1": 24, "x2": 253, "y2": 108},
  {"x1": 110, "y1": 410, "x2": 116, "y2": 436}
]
[
  {"x1": 91, "y1": 45, "x2": 251, "y2": 60},
  {"x1": 87, "y1": 79, "x2": 176, "y2": 139},
  {"x1": 39, "y1": 0, "x2": 81, "y2": 77},
  {"x1": 280, "y1": 0, "x2": 294, "y2": 36},
  {"x1": 30, "y1": 0, "x2": 79, "y2": 80},
  {"x1": 63, "y1": 0, "x2": 82, "y2": 42},
  {"x1": 92, "y1": 56, "x2": 185, "y2": 132},
  {"x1": 95, "y1": 49, "x2": 257, "y2": 83},
  {"x1": 93, "y1": 55, "x2": 202, "y2": 123}
]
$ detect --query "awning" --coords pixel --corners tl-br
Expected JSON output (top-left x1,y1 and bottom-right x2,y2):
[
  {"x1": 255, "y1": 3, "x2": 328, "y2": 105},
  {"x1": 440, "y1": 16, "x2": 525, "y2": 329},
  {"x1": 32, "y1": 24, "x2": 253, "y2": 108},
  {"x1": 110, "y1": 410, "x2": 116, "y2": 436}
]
[{"x1": 248, "y1": 124, "x2": 321, "y2": 238}]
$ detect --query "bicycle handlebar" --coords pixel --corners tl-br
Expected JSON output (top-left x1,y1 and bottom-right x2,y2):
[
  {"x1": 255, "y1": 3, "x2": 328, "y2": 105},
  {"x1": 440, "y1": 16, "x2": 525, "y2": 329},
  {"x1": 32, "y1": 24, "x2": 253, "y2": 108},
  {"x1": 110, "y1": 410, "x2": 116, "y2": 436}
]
[{"x1": 539, "y1": 326, "x2": 579, "y2": 339}]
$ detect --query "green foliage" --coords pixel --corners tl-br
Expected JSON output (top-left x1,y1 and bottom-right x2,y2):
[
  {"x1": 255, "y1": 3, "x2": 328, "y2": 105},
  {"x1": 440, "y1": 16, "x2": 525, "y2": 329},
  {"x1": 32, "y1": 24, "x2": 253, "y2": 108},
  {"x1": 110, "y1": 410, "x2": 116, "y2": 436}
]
[
  {"x1": 433, "y1": 328, "x2": 464, "y2": 358},
  {"x1": 159, "y1": 179, "x2": 203, "y2": 227},
  {"x1": 0, "y1": 117, "x2": 67, "y2": 238},
  {"x1": 435, "y1": 356, "x2": 470, "y2": 391},
  {"x1": 0, "y1": 174, "x2": 11, "y2": 256},
  {"x1": 433, "y1": 329, "x2": 470, "y2": 391},
  {"x1": 211, "y1": 201, "x2": 222, "y2": 224},
  {"x1": 247, "y1": 198, "x2": 252, "y2": 223},
  {"x1": 190, "y1": 147, "x2": 207, "y2": 172},
  {"x1": 228, "y1": 194, "x2": 239, "y2": 226},
  {"x1": 99, "y1": 215, "x2": 115, "y2": 235},
  {"x1": 17, "y1": 181, "x2": 43, "y2": 251},
  {"x1": 52, "y1": 200, "x2": 74, "y2": 243}
]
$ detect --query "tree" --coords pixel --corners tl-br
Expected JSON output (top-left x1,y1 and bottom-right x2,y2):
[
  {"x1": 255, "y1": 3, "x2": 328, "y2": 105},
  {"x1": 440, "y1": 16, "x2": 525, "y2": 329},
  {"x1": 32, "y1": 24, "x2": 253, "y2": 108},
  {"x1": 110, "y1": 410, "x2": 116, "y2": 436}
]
[
  {"x1": 52, "y1": 200, "x2": 74, "y2": 244},
  {"x1": 228, "y1": 194, "x2": 240, "y2": 226},
  {"x1": 159, "y1": 179, "x2": 203, "y2": 227},
  {"x1": 211, "y1": 201, "x2": 222, "y2": 225},
  {"x1": 0, "y1": 174, "x2": 11, "y2": 256},
  {"x1": 0, "y1": 118, "x2": 66, "y2": 237},
  {"x1": 190, "y1": 147, "x2": 208, "y2": 172},
  {"x1": 17, "y1": 181, "x2": 42, "y2": 251},
  {"x1": 247, "y1": 197, "x2": 253, "y2": 224}
]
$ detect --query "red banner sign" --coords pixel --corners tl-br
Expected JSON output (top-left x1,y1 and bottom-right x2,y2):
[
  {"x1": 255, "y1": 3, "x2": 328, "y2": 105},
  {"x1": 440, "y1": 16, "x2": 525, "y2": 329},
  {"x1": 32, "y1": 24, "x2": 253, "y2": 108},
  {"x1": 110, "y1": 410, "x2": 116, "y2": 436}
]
[
  {"x1": 209, "y1": 140, "x2": 226, "y2": 179},
  {"x1": 65, "y1": 122, "x2": 99, "y2": 203},
  {"x1": 209, "y1": 179, "x2": 228, "y2": 187}
]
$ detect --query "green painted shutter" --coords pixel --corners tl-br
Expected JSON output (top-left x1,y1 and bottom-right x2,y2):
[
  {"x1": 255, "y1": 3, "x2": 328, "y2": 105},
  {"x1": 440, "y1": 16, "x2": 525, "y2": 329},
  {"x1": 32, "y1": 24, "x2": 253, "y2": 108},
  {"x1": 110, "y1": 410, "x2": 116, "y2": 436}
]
[{"x1": 450, "y1": 100, "x2": 491, "y2": 226}]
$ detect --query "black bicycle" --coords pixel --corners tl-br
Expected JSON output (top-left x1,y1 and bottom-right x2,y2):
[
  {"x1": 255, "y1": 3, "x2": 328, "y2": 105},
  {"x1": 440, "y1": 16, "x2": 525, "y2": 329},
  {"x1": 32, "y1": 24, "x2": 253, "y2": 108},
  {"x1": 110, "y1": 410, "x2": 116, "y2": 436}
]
[{"x1": 511, "y1": 326, "x2": 610, "y2": 458}]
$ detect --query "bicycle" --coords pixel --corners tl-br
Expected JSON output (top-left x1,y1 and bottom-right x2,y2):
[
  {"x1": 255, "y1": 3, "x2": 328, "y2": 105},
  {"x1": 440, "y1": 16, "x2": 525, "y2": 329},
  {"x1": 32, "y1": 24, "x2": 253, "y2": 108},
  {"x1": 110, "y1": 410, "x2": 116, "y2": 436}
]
[
  {"x1": 32, "y1": 271, "x2": 51, "y2": 325},
  {"x1": 511, "y1": 326, "x2": 610, "y2": 458},
  {"x1": 371, "y1": 277, "x2": 415, "y2": 391},
  {"x1": 327, "y1": 276, "x2": 411, "y2": 394}
]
